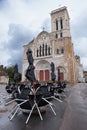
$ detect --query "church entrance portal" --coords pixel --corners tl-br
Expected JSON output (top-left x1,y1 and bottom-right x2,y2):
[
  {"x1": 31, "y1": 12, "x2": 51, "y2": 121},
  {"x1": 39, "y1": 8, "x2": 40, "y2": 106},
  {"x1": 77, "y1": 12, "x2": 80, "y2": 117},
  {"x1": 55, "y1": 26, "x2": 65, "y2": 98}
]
[
  {"x1": 57, "y1": 66, "x2": 66, "y2": 81},
  {"x1": 35, "y1": 60, "x2": 50, "y2": 81},
  {"x1": 39, "y1": 70, "x2": 49, "y2": 81}
]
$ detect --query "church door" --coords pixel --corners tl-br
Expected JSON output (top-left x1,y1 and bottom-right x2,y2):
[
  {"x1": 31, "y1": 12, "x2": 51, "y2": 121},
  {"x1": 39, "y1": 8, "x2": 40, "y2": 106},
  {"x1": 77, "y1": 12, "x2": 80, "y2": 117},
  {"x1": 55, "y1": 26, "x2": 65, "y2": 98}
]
[
  {"x1": 60, "y1": 72, "x2": 64, "y2": 80},
  {"x1": 39, "y1": 70, "x2": 44, "y2": 81},
  {"x1": 39, "y1": 70, "x2": 49, "y2": 81},
  {"x1": 45, "y1": 70, "x2": 49, "y2": 81}
]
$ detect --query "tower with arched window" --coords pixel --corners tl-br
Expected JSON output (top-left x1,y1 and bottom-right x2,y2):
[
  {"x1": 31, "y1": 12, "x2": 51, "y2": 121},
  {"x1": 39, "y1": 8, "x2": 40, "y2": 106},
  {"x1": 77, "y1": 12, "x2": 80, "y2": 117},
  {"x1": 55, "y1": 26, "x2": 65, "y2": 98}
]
[{"x1": 51, "y1": 6, "x2": 71, "y2": 39}]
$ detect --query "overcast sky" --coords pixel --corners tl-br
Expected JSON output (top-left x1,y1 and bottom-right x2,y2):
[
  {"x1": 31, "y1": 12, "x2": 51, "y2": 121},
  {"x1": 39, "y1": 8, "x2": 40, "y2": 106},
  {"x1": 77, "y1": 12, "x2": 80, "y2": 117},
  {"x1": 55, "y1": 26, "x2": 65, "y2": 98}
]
[{"x1": 0, "y1": 0, "x2": 87, "y2": 72}]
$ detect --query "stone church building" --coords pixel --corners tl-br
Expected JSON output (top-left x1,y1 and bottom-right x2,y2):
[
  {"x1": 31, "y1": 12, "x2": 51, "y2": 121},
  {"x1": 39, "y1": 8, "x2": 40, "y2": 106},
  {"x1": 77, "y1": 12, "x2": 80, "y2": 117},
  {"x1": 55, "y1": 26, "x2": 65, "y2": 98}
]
[{"x1": 22, "y1": 6, "x2": 78, "y2": 83}]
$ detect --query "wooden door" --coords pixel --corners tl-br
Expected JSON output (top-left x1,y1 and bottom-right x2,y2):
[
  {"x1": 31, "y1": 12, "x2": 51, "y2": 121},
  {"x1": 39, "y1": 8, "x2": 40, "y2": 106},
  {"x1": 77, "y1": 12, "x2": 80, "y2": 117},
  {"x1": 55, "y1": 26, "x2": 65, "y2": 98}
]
[
  {"x1": 45, "y1": 70, "x2": 49, "y2": 81},
  {"x1": 60, "y1": 72, "x2": 64, "y2": 80},
  {"x1": 39, "y1": 70, "x2": 44, "y2": 81}
]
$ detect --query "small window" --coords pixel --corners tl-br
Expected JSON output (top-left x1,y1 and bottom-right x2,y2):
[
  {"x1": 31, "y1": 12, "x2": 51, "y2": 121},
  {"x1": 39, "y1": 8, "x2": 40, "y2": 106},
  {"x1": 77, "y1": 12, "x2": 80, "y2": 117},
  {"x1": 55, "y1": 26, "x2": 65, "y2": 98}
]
[
  {"x1": 55, "y1": 34, "x2": 58, "y2": 38},
  {"x1": 57, "y1": 49, "x2": 59, "y2": 54},
  {"x1": 60, "y1": 32, "x2": 63, "y2": 38},
  {"x1": 61, "y1": 48, "x2": 64, "y2": 53},
  {"x1": 60, "y1": 19, "x2": 63, "y2": 29}
]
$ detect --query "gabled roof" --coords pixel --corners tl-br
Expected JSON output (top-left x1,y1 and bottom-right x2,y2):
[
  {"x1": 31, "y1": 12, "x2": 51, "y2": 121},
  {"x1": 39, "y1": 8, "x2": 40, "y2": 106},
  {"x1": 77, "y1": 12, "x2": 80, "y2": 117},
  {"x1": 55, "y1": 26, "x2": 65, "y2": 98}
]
[
  {"x1": 51, "y1": 6, "x2": 67, "y2": 15},
  {"x1": 51, "y1": 6, "x2": 69, "y2": 19},
  {"x1": 23, "y1": 31, "x2": 49, "y2": 47},
  {"x1": 23, "y1": 39, "x2": 34, "y2": 47},
  {"x1": 36, "y1": 31, "x2": 49, "y2": 39}
]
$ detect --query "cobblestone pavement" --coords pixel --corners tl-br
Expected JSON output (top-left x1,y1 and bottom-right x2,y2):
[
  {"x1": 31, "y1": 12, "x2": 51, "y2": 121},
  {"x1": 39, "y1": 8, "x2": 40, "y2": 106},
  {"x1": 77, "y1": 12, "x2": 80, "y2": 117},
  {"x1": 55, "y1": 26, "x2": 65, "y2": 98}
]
[
  {"x1": 0, "y1": 84, "x2": 9, "y2": 112},
  {"x1": 60, "y1": 83, "x2": 87, "y2": 130},
  {"x1": 0, "y1": 83, "x2": 72, "y2": 130},
  {"x1": 0, "y1": 84, "x2": 13, "y2": 118},
  {"x1": 0, "y1": 103, "x2": 68, "y2": 130}
]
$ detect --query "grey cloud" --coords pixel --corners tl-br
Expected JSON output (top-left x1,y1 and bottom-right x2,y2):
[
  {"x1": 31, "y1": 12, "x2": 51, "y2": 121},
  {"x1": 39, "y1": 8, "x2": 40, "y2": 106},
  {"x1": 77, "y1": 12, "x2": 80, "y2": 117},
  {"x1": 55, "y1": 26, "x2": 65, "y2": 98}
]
[
  {"x1": 75, "y1": 48, "x2": 87, "y2": 58},
  {"x1": 0, "y1": 0, "x2": 7, "y2": 4},
  {"x1": 6, "y1": 20, "x2": 51, "y2": 72},
  {"x1": 7, "y1": 50, "x2": 23, "y2": 72},
  {"x1": 7, "y1": 24, "x2": 33, "y2": 49},
  {"x1": 70, "y1": 12, "x2": 87, "y2": 67},
  {"x1": 71, "y1": 13, "x2": 87, "y2": 39},
  {"x1": 0, "y1": 0, "x2": 9, "y2": 10},
  {"x1": 42, "y1": 18, "x2": 51, "y2": 32},
  {"x1": 5, "y1": 24, "x2": 34, "y2": 72}
]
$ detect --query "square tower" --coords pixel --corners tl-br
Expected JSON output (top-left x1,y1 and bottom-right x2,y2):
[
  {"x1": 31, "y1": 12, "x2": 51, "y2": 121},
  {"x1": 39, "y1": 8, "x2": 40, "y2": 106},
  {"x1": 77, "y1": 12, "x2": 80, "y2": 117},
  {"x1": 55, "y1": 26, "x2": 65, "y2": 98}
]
[{"x1": 51, "y1": 6, "x2": 71, "y2": 39}]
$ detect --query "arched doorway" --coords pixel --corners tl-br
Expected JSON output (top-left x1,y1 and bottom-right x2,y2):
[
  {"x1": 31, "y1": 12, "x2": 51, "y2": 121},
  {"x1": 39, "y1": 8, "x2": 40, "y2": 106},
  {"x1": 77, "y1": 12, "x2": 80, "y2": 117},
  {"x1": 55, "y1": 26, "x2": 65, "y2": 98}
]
[
  {"x1": 57, "y1": 66, "x2": 66, "y2": 81},
  {"x1": 35, "y1": 60, "x2": 50, "y2": 81},
  {"x1": 39, "y1": 70, "x2": 49, "y2": 81}
]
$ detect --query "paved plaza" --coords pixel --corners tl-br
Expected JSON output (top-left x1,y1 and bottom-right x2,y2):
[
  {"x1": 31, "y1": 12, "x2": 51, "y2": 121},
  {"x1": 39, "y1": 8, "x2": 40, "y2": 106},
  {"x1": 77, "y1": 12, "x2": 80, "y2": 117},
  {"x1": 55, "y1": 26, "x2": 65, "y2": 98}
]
[{"x1": 0, "y1": 83, "x2": 87, "y2": 130}]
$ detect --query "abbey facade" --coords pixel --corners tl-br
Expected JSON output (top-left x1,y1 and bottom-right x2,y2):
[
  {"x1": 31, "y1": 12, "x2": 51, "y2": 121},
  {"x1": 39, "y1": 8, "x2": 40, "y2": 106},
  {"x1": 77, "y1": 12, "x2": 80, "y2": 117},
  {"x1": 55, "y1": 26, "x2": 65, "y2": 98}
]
[{"x1": 22, "y1": 6, "x2": 78, "y2": 83}]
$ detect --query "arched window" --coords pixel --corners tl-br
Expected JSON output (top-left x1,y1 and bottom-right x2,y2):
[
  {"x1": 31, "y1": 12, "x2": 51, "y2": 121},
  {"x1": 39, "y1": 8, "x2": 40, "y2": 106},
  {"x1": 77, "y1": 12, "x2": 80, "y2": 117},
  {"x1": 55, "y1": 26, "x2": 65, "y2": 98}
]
[
  {"x1": 42, "y1": 44, "x2": 44, "y2": 56},
  {"x1": 56, "y1": 19, "x2": 58, "y2": 30},
  {"x1": 48, "y1": 46, "x2": 50, "y2": 55},
  {"x1": 60, "y1": 18, "x2": 63, "y2": 29},
  {"x1": 39, "y1": 45, "x2": 41, "y2": 56},
  {"x1": 45, "y1": 44, "x2": 47, "y2": 56},
  {"x1": 37, "y1": 49, "x2": 39, "y2": 57}
]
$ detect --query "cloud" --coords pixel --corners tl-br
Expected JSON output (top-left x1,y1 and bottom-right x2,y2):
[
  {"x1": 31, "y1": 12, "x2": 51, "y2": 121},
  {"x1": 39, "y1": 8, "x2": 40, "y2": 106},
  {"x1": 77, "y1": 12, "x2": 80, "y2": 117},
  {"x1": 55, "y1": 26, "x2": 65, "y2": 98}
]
[
  {"x1": 6, "y1": 24, "x2": 33, "y2": 49},
  {"x1": 74, "y1": 38, "x2": 87, "y2": 57},
  {"x1": 81, "y1": 57, "x2": 87, "y2": 70},
  {"x1": 0, "y1": 0, "x2": 87, "y2": 71},
  {"x1": 71, "y1": 13, "x2": 87, "y2": 39},
  {"x1": 70, "y1": 10, "x2": 87, "y2": 70},
  {"x1": 0, "y1": 0, "x2": 9, "y2": 10},
  {"x1": 4, "y1": 19, "x2": 51, "y2": 72},
  {"x1": 0, "y1": 24, "x2": 34, "y2": 72},
  {"x1": 0, "y1": 48, "x2": 11, "y2": 65},
  {"x1": 7, "y1": 50, "x2": 23, "y2": 72},
  {"x1": 42, "y1": 18, "x2": 51, "y2": 32}
]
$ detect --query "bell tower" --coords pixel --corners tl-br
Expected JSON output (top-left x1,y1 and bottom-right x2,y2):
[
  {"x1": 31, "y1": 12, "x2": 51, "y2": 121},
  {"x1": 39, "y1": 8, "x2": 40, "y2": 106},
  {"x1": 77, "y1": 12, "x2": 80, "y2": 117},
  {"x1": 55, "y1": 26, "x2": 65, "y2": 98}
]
[
  {"x1": 50, "y1": 6, "x2": 78, "y2": 83},
  {"x1": 51, "y1": 6, "x2": 71, "y2": 39}
]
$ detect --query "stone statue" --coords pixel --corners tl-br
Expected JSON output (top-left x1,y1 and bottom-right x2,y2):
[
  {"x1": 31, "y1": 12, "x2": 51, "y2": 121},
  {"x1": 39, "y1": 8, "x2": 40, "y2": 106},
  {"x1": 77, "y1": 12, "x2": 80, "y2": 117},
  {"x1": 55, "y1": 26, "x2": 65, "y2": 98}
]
[
  {"x1": 26, "y1": 48, "x2": 34, "y2": 65},
  {"x1": 25, "y1": 48, "x2": 36, "y2": 83},
  {"x1": 58, "y1": 68, "x2": 60, "y2": 81},
  {"x1": 14, "y1": 64, "x2": 19, "y2": 83},
  {"x1": 50, "y1": 62, "x2": 56, "y2": 81}
]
